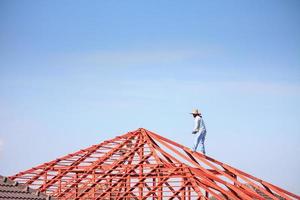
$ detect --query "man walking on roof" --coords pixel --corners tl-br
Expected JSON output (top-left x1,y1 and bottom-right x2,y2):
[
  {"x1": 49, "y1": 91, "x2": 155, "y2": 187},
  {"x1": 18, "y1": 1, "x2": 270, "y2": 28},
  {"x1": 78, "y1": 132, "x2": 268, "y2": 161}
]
[{"x1": 191, "y1": 109, "x2": 207, "y2": 154}]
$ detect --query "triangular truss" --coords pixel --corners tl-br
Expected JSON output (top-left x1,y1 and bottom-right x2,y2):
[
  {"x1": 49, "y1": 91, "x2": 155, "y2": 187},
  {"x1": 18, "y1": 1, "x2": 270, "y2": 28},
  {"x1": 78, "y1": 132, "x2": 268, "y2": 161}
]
[{"x1": 10, "y1": 128, "x2": 299, "y2": 199}]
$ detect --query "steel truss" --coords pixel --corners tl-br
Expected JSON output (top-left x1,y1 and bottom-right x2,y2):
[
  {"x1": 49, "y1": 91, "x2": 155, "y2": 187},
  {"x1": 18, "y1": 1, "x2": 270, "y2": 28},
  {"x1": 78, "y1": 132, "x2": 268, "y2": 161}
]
[{"x1": 10, "y1": 128, "x2": 299, "y2": 199}]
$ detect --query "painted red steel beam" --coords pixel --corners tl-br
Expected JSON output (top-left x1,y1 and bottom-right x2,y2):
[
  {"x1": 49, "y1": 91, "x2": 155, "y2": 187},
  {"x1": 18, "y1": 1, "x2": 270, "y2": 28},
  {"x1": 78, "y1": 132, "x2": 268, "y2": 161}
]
[
  {"x1": 9, "y1": 128, "x2": 300, "y2": 200},
  {"x1": 59, "y1": 133, "x2": 141, "y2": 198},
  {"x1": 146, "y1": 129, "x2": 299, "y2": 199}
]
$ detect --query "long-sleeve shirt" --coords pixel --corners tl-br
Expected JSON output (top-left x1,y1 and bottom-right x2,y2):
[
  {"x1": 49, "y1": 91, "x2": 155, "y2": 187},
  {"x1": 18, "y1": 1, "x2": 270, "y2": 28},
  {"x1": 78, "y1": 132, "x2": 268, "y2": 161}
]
[{"x1": 193, "y1": 116, "x2": 206, "y2": 133}]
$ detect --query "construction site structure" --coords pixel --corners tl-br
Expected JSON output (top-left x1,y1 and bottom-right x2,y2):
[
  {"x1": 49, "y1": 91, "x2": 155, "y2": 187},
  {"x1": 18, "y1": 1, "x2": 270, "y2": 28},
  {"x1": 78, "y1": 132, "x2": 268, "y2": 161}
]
[{"x1": 10, "y1": 128, "x2": 300, "y2": 199}]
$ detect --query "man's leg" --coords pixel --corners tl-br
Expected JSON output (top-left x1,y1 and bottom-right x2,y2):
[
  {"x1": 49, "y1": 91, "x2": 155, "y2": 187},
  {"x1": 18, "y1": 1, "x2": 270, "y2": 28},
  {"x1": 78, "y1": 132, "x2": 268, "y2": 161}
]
[
  {"x1": 199, "y1": 132, "x2": 206, "y2": 154},
  {"x1": 193, "y1": 132, "x2": 201, "y2": 151},
  {"x1": 201, "y1": 140, "x2": 206, "y2": 155}
]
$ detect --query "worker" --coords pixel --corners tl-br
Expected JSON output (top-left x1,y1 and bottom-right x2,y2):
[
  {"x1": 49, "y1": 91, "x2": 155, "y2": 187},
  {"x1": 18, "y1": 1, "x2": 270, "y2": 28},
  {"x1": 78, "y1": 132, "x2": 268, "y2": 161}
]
[{"x1": 191, "y1": 109, "x2": 207, "y2": 154}]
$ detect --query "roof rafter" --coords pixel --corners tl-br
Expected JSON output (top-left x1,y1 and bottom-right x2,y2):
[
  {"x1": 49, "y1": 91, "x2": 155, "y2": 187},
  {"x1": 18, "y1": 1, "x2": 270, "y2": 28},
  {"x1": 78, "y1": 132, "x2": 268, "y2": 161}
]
[{"x1": 10, "y1": 128, "x2": 300, "y2": 199}]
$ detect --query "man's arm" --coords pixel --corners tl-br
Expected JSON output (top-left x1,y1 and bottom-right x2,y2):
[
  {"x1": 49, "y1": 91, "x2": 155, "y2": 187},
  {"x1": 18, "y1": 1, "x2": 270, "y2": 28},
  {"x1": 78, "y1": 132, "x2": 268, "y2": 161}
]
[{"x1": 192, "y1": 117, "x2": 200, "y2": 134}]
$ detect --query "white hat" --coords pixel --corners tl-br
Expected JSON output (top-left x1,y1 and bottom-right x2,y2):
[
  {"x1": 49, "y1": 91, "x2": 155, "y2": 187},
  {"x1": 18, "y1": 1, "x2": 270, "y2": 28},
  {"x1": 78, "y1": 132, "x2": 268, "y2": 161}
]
[{"x1": 190, "y1": 109, "x2": 201, "y2": 115}]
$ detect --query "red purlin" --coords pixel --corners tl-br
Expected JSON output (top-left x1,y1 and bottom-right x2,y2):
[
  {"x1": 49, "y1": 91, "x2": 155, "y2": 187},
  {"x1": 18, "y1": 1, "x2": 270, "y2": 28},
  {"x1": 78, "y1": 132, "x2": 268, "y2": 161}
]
[{"x1": 10, "y1": 128, "x2": 300, "y2": 200}]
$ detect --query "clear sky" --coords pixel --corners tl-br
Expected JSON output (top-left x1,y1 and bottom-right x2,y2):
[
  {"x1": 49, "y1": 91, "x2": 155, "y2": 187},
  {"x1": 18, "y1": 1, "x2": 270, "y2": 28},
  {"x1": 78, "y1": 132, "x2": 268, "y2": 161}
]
[{"x1": 0, "y1": 0, "x2": 300, "y2": 194}]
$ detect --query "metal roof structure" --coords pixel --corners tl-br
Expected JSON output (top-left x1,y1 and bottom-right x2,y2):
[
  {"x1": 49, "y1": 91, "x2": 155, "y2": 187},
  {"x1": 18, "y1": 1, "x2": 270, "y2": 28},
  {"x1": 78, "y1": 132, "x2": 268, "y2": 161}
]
[{"x1": 10, "y1": 128, "x2": 299, "y2": 199}]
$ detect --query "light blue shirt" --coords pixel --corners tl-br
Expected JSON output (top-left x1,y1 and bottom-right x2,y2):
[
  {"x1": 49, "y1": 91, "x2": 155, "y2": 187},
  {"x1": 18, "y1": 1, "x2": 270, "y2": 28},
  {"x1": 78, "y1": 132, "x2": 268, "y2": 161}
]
[{"x1": 193, "y1": 115, "x2": 206, "y2": 133}]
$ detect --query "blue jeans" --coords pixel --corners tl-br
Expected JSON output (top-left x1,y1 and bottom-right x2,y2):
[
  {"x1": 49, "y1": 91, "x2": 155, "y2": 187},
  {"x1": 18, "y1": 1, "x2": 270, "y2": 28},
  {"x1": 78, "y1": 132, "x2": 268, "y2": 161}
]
[{"x1": 193, "y1": 130, "x2": 206, "y2": 154}]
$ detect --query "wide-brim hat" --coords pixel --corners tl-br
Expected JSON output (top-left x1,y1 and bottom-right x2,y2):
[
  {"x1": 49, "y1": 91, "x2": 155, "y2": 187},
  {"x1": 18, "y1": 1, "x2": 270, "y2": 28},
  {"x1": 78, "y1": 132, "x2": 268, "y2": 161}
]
[{"x1": 190, "y1": 109, "x2": 201, "y2": 115}]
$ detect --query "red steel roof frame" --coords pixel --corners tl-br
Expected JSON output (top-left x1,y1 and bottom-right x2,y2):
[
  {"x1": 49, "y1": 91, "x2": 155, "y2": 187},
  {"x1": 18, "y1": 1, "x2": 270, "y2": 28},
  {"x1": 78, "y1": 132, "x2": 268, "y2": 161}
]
[{"x1": 10, "y1": 128, "x2": 300, "y2": 199}]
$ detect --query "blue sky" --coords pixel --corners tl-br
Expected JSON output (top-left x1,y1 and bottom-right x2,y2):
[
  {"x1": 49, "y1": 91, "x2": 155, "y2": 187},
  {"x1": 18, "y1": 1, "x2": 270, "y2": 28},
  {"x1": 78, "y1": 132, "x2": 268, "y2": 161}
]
[{"x1": 0, "y1": 0, "x2": 300, "y2": 194}]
